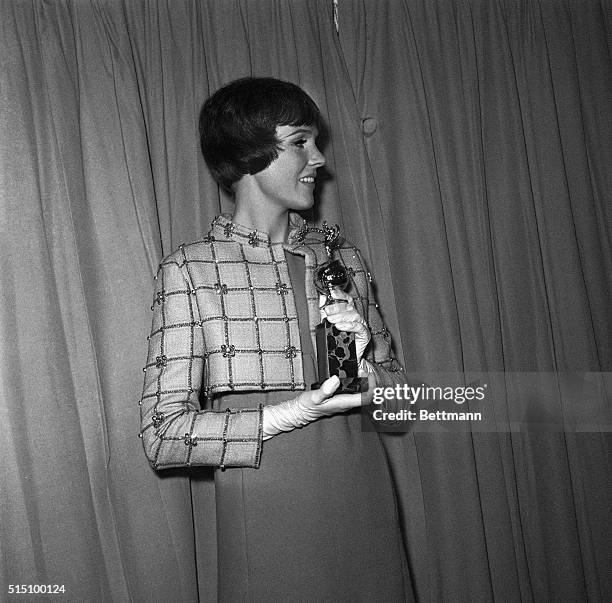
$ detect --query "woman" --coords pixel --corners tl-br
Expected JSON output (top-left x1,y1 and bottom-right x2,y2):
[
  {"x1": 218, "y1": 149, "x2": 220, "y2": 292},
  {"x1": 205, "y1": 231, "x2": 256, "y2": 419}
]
[{"x1": 140, "y1": 77, "x2": 412, "y2": 601}]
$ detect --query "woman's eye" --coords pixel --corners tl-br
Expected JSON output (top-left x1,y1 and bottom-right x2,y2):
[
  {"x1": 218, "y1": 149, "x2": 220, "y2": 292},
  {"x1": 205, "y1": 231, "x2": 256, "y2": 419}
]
[{"x1": 293, "y1": 138, "x2": 307, "y2": 147}]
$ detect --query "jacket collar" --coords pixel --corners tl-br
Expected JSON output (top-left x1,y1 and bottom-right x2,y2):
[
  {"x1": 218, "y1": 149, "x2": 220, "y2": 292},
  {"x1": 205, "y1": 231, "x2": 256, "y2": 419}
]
[{"x1": 209, "y1": 213, "x2": 314, "y2": 248}]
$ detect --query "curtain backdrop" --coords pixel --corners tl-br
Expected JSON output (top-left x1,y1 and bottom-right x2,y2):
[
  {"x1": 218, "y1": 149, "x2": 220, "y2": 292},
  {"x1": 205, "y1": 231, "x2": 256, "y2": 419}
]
[{"x1": 1, "y1": 0, "x2": 611, "y2": 601}]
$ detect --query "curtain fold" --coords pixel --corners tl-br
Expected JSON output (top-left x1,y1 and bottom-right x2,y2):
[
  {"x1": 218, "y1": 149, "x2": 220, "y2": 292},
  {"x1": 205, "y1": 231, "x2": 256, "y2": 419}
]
[
  {"x1": 1, "y1": 0, "x2": 611, "y2": 601},
  {"x1": 337, "y1": 1, "x2": 612, "y2": 600}
]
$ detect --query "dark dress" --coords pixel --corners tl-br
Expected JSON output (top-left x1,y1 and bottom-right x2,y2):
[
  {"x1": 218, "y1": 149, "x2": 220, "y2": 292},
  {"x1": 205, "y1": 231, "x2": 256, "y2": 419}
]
[{"x1": 191, "y1": 253, "x2": 412, "y2": 602}]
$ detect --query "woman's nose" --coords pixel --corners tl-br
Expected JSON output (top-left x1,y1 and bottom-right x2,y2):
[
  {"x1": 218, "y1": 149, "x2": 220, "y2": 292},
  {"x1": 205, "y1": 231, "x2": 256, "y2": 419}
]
[{"x1": 309, "y1": 145, "x2": 326, "y2": 167}]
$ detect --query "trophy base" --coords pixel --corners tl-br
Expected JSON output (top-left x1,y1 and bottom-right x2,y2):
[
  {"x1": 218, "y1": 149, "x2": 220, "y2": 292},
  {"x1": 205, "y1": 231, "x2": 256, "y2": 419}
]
[
  {"x1": 311, "y1": 320, "x2": 369, "y2": 394},
  {"x1": 311, "y1": 376, "x2": 369, "y2": 394}
]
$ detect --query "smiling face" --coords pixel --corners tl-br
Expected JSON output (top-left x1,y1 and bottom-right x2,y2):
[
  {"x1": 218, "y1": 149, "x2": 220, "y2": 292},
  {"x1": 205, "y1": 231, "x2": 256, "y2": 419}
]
[{"x1": 249, "y1": 124, "x2": 326, "y2": 212}]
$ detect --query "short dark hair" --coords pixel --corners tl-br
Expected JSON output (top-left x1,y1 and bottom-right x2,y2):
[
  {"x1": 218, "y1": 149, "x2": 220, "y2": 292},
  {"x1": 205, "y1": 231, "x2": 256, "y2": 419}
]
[{"x1": 199, "y1": 77, "x2": 323, "y2": 192}]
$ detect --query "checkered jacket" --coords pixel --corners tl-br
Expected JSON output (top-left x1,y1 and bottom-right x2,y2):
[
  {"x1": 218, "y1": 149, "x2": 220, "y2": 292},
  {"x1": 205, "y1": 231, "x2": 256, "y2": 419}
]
[{"x1": 140, "y1": 214, "x2": 404, "y2": 470}]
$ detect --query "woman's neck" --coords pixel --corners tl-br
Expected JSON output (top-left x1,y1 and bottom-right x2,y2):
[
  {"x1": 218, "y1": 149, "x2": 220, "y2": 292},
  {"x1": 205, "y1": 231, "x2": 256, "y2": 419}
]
[{"x1": 232, "y1": 199, "x2": 290, "y2": 243}]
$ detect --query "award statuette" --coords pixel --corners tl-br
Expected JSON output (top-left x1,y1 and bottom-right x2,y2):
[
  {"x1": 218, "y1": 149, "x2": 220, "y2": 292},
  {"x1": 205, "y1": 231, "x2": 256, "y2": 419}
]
[{"x1": 311, "y1": 223, "x2": 368, "y2": 394}]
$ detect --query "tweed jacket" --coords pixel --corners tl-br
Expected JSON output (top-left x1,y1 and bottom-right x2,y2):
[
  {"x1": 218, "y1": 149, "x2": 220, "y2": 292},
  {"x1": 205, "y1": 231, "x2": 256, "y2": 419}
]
[{"x1": 140, "y1": 213, "x2": 404, "y2": 470}]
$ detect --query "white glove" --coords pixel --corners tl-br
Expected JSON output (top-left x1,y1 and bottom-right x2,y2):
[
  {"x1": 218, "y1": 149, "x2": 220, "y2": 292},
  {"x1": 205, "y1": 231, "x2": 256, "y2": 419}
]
[
  {"x1": 319, "y1": 290, "x2": 371, "y2": 363},
  {"x1": 262, "y1": 374, "x2": 375, "y2": 440}
]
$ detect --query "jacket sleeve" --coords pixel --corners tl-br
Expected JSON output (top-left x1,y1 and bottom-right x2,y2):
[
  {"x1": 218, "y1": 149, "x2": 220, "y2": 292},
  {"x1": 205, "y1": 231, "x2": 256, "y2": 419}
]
[
  {"x1": 351, "y1": 249, "x2": 407, "y2": 389},
  {"x1": 140, "y1": 256, "x2": 263, "y2": 470}
]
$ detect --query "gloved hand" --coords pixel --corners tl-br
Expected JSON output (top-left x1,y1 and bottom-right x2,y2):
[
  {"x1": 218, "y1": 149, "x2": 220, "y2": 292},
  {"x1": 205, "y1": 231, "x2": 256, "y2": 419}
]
[
  {"x1": 319, "y1": 290, "x2": 371, "y2": 364},
  {"x1": 262, "y1": 373, "x2": 375, "y2": 440}
]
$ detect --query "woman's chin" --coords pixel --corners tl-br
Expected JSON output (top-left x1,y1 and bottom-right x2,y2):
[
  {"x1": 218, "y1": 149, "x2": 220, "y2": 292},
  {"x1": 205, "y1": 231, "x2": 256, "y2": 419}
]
[{"x1": 295, "y1": 195, "x2": 315, "y2": 210}]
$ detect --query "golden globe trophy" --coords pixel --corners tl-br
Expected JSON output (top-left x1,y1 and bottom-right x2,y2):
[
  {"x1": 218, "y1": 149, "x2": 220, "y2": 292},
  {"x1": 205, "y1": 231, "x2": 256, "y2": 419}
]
[{"x1": 311, "y1": 223, "x2": 368, "y2": 394}]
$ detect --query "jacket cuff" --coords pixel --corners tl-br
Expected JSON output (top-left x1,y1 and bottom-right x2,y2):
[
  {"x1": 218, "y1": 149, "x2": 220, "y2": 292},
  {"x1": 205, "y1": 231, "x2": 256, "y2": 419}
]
[
  {"x1": 191, "y1": 405, "x2": 263, "y2": 469},
  {"x1": 149, "y1": 405, "x2": 263, "y2": 470}
]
